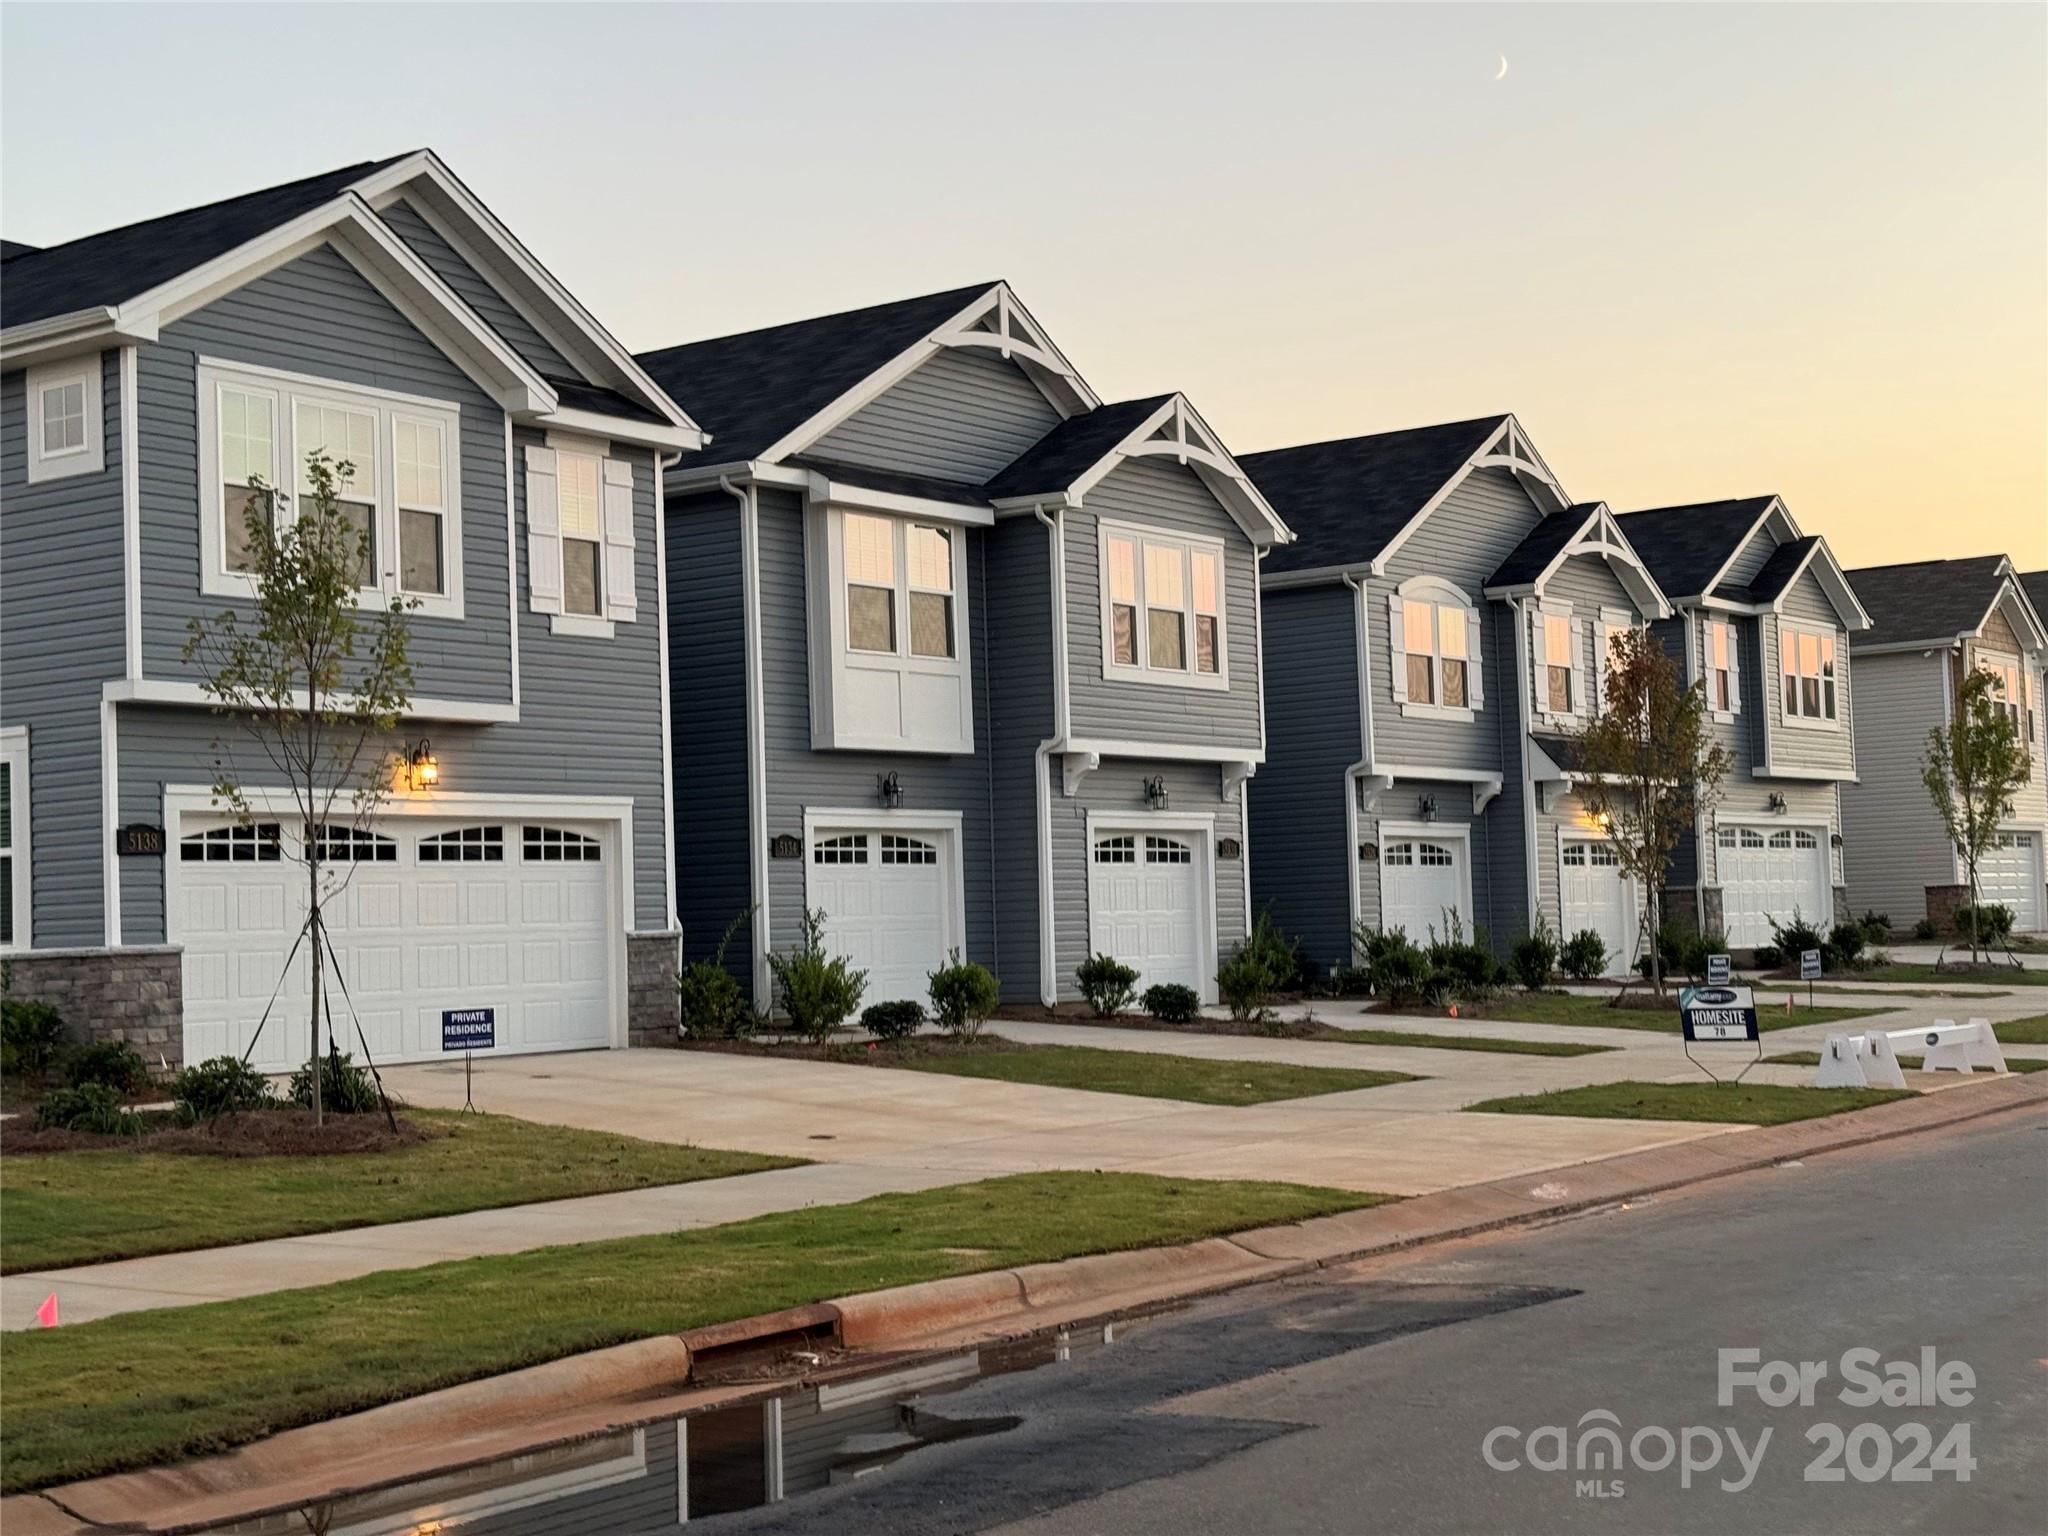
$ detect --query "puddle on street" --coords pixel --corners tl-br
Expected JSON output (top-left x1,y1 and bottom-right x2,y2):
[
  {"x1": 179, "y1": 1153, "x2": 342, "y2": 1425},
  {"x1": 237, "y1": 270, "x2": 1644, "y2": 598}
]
[{"x1": 197, "y1": 1318, "x2": 1151, "y2": 1535}]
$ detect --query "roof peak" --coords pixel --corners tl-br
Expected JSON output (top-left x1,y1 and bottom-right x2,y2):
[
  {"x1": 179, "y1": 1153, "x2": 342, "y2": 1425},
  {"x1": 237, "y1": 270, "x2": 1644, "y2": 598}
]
[
  {"x1": 1240, "y1": 413, "x2": 1510, "y2": 463},
  {"x1": 638, "y1": 281, "x2": 1001, "y2": 362}
]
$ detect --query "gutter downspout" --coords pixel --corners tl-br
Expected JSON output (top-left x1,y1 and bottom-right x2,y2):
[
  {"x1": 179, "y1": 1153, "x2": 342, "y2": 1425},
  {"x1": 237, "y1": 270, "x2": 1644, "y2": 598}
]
[
  {"x1": 656, "y1": 449, "x2": 681, "y2": 936},
  {"x1": 722, "y1": 474, "x2": 773, "y2": 1009},
  {"x1": 1341, "y1": 573, "x2": 1372, "y2": 948},
  {"x1": 1033, "y1": 505, "x2": 1068, "y2": 1005},
  {"x1": 1511, "y1": 595, "x2": 1540, "y2": 935}
]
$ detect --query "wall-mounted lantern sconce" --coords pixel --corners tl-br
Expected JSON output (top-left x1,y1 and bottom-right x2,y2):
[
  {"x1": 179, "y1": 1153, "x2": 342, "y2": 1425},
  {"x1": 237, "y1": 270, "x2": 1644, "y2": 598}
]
[
  {"x1": 877, "y1": 771, "x2": 903, "y2": 810},
  {"x1": 1144, "y1": 776, "x2": 1171, "y2": 811},
  {"x1": 1359, "y1": 841, "x2": 1379, "y2": 864},
  {"x1": 1592, "y1": 810, "x2": 1613, "y2": 831},
  {"x1": 1417, "y1": 793, "x2": 1438, "y2": 824},
  {"x1": 1766, "y1": 792, "x2": 1788, "y2": 814},
  {"x1": 1830, "y1": 832, "x2": 1845, "y2": 848},
  {"x1": 407, "y1": 741, "x2": 440, "y2": 791}
]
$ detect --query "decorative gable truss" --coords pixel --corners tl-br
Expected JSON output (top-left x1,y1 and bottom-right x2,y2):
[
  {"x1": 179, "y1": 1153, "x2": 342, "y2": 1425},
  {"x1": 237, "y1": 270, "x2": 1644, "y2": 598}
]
[{"x1": 1372, "y1": 414, "x2": 1571, "y2": 576}]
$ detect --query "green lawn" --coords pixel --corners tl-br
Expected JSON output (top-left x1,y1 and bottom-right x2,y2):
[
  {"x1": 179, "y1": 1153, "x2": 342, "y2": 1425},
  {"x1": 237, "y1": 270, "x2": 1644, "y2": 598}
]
[
  {"x1": 1994, "y1": 1014, "x2": 2048, "y2": 1045},
  {"x1": 0, "y1": 1172, "x2": 1379, "y2": 1493},
  {"x1": 1840, "y1": 964, "x2": 2048, "y2": 988},
  {"x1": 1466, "y1": 1081, "x2": 1914, "y2": 1124},
  {"x1": 1323, "y1": 1026, "x2": 1614, "y2": 1058},
  {"x1": 1763, "y1": 1051, "x2": 2048, "y2": 1074},
  {"x1": 1798, "y1": 983, "x2": 2010, "y2": 999},
  {"x1": 1, "y1": 1111, "x2": 796, "y2": 1274},
  {"x1": 1427, "y1": 992, "x2": 1886, "y2": 1034},
  {"x1": 887, "y1": 1043, "x2": 1416, "y2": 1105}
]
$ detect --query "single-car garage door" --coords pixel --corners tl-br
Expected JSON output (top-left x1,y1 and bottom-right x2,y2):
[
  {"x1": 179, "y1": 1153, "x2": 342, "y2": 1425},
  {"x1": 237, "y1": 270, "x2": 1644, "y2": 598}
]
[
  {"x1": 1091, "y1": 832, "x2": 1204, "y2": 994},
  {"x1": 1717, "y1": 823, "x2": 1830, "y2": 948},
  {"x1": 1560, "y1": 838, "x2": 1638, "y2": 976},
  {"x1": 1979, "y1": 831, "x2": 2044, "y2": 932},
  {"x1": 1380, "y1": 837, "x2": 1468, "y2": 945},
  {"x1": 177, "y1": 817, "x2": 615, "y2": 1071},
  {"x1": 809, "y1": 829, "x2": 952, "y2": 1007}
]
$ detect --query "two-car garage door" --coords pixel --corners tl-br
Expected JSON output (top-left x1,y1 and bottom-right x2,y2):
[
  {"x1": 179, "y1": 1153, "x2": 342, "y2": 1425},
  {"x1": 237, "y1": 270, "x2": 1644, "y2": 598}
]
[{"x1": 176, "y1": 816, "x2": 615, "y2": 1071}]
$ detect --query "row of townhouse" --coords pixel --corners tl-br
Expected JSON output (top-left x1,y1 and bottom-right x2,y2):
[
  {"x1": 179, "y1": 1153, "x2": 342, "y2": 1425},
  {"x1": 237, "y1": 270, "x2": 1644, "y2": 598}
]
[{"x1": 3, "y1": 153, "x2": 2042, "y2": 1070}]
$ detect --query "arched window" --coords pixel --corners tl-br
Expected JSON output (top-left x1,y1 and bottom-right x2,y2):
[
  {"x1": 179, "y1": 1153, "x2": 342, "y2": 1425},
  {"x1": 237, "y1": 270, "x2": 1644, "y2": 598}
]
[{"x1": 1389, "y1": 577, "x2": 1483, "y2": 715}]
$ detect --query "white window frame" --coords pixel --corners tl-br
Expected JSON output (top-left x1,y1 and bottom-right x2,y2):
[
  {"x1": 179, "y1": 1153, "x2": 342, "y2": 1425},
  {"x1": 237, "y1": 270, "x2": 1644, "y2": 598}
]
[
  {"x1": 1974, "y1": 649, "x2": 2035, "y2": 745},
  {"x1": 25, "y1": 358, "x2": 105, "y2": 484},
  {"x1": 545, "y1": 433, "x2": 611, "y2": 637},
  {"x1": 1098, "y1": 519, "x2": 1229, "y2": 692},
  {"x1": 1390, "y1": 576, "x2": 1483, "y2": 720},
  {"x1": 1703, "y1": 617, "x2": 1739, "y2": 721},
  {"x1": 808, "y1": 505, "x2": 975, "y2": 754},
  {"x1": 1, "y1": 727, "x2": 28, "y2": 953},
  {"x1": 196, "y1": 358, "x2": 465, "y2": 618},
  {"x1": 1780, "y1": 621, "x2": 1842, "y2": 729},
  {"x1": 1594, "y1": 611, "x2": 1635, "y2": 716},
  {"x1": 1532, "y1": 603, "x2": 1584, "y2": 727}
]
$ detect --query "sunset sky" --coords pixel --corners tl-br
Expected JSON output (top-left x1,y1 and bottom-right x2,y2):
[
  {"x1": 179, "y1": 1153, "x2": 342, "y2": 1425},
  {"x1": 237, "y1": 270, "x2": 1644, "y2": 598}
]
[{"x1": 5, "y1": 2, "x2": 2042, "y2": 567}]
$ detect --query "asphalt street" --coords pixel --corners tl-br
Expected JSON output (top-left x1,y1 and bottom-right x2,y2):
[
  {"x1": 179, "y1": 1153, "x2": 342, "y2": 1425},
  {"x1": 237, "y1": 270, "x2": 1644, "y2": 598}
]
[{"x1": 718, "y1": 1107, "x2": 2048, "y2": 1536}]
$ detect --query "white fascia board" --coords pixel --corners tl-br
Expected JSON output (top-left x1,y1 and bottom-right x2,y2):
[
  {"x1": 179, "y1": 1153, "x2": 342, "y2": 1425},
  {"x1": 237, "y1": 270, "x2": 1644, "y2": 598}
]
[
  {"x1": 1262, "y1": 561, "x2": 1376, "y2": 591},
  {"x1": 666, "y1": 459, "x2": 810, "y2": 496},
  {"x1": 1984, "y1": 577, "x2": 2048, "y2": 653},
  {"x1": 0, "y1": 307, "x2": 157, "y2": 367},
  {"x1": 1057, "y1": 736, "x2": 1264, "y2": 766},
  {"x1": 1695, "y1": 496, "x2": 1791, "y2": 599},
  {"x1": 352, "y1": 153, "x2": 705, "y2": 441},
  {"x1": 1366, "y1": 761, "x2": 1508, "y2": 786},
  {"x1": 1374, "y1": 416, "x2": 1568, "y2": 575},
  {"x1": 801, "y1": 470, "x2": 994, "y2": 526},
  {"x1": 534, "y1": 407, "x2": 702, "y2": 453},
  {"x1": 1068, "y1": 395, "x2": 1293, "y2": 546},
  {"x1": 928, "y1": 283, "x2": 1100, "y2": 416},
  {"x1": 105, "y1": 678, "x2": 518, "y2": 725}
]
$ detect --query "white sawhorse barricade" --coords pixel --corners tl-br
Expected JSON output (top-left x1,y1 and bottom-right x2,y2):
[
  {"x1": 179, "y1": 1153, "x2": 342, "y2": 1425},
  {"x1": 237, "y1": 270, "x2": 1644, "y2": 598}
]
[{"x1": 1814, "y1": 1019, "x2": 2008, "y2": 1089}]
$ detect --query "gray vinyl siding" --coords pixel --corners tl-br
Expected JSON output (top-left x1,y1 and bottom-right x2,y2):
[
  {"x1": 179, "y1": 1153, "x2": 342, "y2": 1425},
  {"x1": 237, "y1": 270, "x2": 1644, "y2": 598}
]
[
  {"x1": 753, "y1": 489, "x2": 998, "y2": 978},
  {"x1": 1, "y1": 352, "x2": 125, "y2": 946},
  {"x1": 1382, "y1": 468, "x2": 1545, "y2": 585},
  {"x1": 1051, "y1": 758, "x2": 1246, "y2": 1003},
  {"x1": 669, "y1": 494, "x2": 753, "y2": 973},
  {"x1": 1841, "y1": 650, "x2": 1955, "y2": 923},
  {"x1": 139, "y1": 243, "x2": 514, "y2": 705},
  {"x1": 453, "y1": 1423, "x2": 679, "y2": 1535},
  {"x1": 985, "y1": 514, "x2": 1056, "y2": 1001},
  {"x1": 379, "y1": 199, "x2": 578, "y2": 379},
  {"x1": 1248, "y1": 584, "x2": 1359, "y2": 974},
  {"x1": 778, "y1": 1393, "x2": 906, "y2": 1496},
  {"x1": 1761, "y1": 568, "x2": 1856, "y2": 778},
  {"x1": 1720, "y1": 524, "x2": 1778, "y2": 589},
  {"x1": 1354, "y1": 776, "x2": 1494, "y2": 944},
  {"x1": 1482, "y1": 602, "x2": 1531, "y2": 948},
  {"x1": 1063, "y1": 460, "x2": 1262, "y2": 751},
  {"x1": 1541, "y1": 552, "x2": 1636, "y2": 715},
  {"x1": 810, "y1": 347, "x2": 1061, "y2": 483},
  {"x1": 115, "y1": 432, "x2": 669, "y2": 941}
]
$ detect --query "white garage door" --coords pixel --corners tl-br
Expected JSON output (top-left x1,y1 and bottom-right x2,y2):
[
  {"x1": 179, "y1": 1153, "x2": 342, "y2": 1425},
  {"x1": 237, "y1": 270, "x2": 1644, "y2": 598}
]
[
  {"x1": 1979, "y1": 832, "x2": 2044, "y2": 932},
  {"x1": 1091, "y1": 832, "x2": 1204, "y2": 993},
  {"x1": 809, "y1": 830, "x2": 951, "y2": 1008},
  {"x1": 1717, "y1": 823, "x2": 1830, "y2": 948},
  {"x1": 1380, "y1": 838, "x2": 1467, "y2": 945},
  {"x1": 1560, "y1": 838, "x2": 1638, "y2": 976},
  {"x1": 177, "y1": 817, "x2": 614, "y2": 1071}
]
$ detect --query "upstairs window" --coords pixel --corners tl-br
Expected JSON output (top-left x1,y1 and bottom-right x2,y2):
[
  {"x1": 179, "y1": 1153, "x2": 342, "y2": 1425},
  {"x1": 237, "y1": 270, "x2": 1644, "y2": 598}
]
[
  {"x1": 1704, "y1": 619, "x2": 1739, "y2": 716},
  {"x1": 25, "y1": 359, "x2": 104, "y2": 484},
  {"x1": 294, "y1": 401, "x2": 378, "y2": 590},
  {"x1": 556, "y1": 450, "x2": 604, "y2": 617},
  {"x1": 220, "y1": 386, "x2": 277, "y2": 574},
  {"x1": 1978, "y1": 654, "x2": 2035, "y2": 742},
  {"x1": 1391, "y1": 582, "x2": 1483, "y2": 714},
  {"x1": 1782, "y1": 626, "x2": 1839, "y2": 723},
  {"x1": 907, "y1": 526, "x2": 956, "y2": 660},
  {"x1": 1101, "y1": 523, "x2": 1226, "y2": 688},
  {"x1": 1542, "y1": 612, "x2": 1575, "y2": 716},
  {"x1": 842, "y1": 515, "x2": 956, "y2": 660},
  {"x1": 523, "y1": 437, "x2": 637, "y2": 635}
]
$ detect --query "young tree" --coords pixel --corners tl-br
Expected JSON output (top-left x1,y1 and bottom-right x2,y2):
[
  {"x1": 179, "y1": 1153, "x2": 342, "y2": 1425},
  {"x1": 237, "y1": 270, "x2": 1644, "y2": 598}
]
[
  {"x1": 1923, "y1": 667, "x2": 2030, "y2": 965},
  {"x1": 1567, "y1": 626, "x2": 1734, "y2": 999},
  {"x1": 183, "y1": 452, "x2": 415, "y2": 1121}
]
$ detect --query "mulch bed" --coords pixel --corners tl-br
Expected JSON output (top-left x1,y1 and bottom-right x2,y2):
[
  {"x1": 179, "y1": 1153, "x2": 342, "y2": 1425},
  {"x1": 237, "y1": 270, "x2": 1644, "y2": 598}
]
[{"x1": 4, "y1": 1107, "x2": 434, "y2": 1158}]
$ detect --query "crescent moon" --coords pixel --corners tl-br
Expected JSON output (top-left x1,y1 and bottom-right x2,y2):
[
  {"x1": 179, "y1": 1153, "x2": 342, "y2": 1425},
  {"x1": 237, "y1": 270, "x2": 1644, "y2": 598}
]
[{"x1": 1495, "y1": 54, "x2": 1509, "y2": 81}]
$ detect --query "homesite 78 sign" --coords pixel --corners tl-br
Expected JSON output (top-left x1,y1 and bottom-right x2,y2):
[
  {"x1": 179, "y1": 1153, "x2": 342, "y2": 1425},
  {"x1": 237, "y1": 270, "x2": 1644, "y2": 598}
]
[{"x1": 1678, "y1": 984, "x2": 1762, "y2": 1082}]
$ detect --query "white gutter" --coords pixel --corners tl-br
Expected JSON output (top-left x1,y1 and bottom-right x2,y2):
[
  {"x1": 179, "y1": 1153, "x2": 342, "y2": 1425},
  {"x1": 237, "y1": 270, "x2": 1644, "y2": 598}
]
[
  {"x1": 721, "y1": 474, "x2": 774, "y2": 1007},
  {"x1": 1511, "y1": 595, "x2": 1540, "y2": 931},
  {"x1": 1033, "y1": 504, "x2": 1068, "y2": 1005},
  {"x1": 655, "y1": 449, "x2": 680, "y2": 934}
]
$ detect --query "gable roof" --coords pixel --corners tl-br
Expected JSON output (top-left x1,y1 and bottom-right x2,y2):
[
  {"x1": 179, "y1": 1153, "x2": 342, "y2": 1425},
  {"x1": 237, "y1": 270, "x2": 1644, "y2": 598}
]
[
  {"x1": 1243, "y1": 416, "x2": 1509, "y2": 575},
  {"x1": 1845, "y1": 555, "x2": 2022, "y2": 650},
  {"x1": 1487, "y1": 505, "x2": 1600, "y2": 588},
  {"x1": 1720, "y1": 535, "x2": 1819, "y2": 604},
  {"x1": 635, "y1": 284, "x2": 1001, "y2": 462},
  {"x1": 2021, "y1": 570, "x2": 2048, "y2": 627},
  {"x1": 1, "y1": 157, "x2": 406, "y2": 329},
  {"x1": 1613, "y1": 497, "x2": 1780, "y2": 599},
  {"x1": 980, "y1": 396, "x2": 1173, "y2": 501}
]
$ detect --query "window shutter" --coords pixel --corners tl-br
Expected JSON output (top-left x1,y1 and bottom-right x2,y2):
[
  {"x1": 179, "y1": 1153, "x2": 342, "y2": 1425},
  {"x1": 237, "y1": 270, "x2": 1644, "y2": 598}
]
[
  {"x1": 1726, "y1": 622, "x2": 1743, "y2": 713},
  {"x1": 1592, "y1": 624, "x2": 1607, "y2": 715},
  {"x1": 600, "y1": 458, "x2": 637, "y2": 623},
  {"x1": 1530, "y1": 606, "x2": 1547, "y2": 720},
  {"x1": 1572, "y1": 617, "x2": 1591, "y2": 719},
  {"x1": 1388, "y1": 593, "x2": 1409, "y2": 704},
  {"x1": 1466, "y1": 609, "x2": 1485, "y2": 708},
  {"x1": 524, "y1": 445, "x2": 562, "y2": 615}
]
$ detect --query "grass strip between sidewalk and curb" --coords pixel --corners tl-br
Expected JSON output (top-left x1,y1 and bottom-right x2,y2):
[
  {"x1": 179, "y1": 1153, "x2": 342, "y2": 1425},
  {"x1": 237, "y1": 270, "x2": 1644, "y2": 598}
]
[
  {"x1": 1993, "y1": 1014, "x2": 2048, "y2": 1044},
  {"x1": 879, "y1": 1043, "x2": 1417, "y2": 1104},
  {"x1": 1763, "y1": 1051, "x2": 2048, "y2": 1074},
  {"x1": 1397, "y1": 993, "x2": 1888, "y2": 1034},
  {"x1": 1320, "y1": 1027, "x2": 1614, "y2": 1057},
  {"x1": 1465, "y1": 1081, "x2": 1916, "y2": 1124},
  {"x1": 0, "y1": 1171, "x2": 1380, "y2": 1494},
  {"x1": 1824, "y1": 964, "x2": 2048, "y2": 988},
  {"x1": 0, "y1": 1111, "x2": 799, "y2": 1274}
]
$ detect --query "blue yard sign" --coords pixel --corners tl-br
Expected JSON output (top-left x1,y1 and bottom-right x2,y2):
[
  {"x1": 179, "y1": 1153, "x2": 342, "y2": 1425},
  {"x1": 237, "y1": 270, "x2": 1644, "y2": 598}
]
[{"x1": 442, "y1": 1008, "x2": 496, "y2": 1052}]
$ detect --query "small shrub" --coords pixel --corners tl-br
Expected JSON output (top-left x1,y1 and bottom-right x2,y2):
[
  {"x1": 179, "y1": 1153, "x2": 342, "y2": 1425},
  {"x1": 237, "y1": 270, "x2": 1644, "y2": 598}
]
[
  {"x1": 1860, "y1": 910, "x2": 1893, "y2": 944},
  {"x1": 860, "y1": 999, "x2": 925, "y2": 1041},
  {"x1": 1, "y1": 998, "x2": 70, "y2": 1079},
  {"x1": 1766, "y1": 910, "x2": 1828, "y2": 969},
  {"x1": 769, "y1": 908, "x2": 867, "y2": 1042},
  {"x1": 928, "y1": 951, "x2": 999, "y2": 1039},
  {"x1": 65, "y1": 1040, "x2": 151, "y2": 1095},
  {"x1": 172, "y1": 1055, "x2": 275, "y2": 1120},
  {"x1": 36, "y1": 1081, "x2": 142, "y2": 1136},
  {"x1": 1955, "y1": 902, "x2": 2015, "y2": 945},
  {"x1": 1142, "y1": 982, "x2": 1201, "y2": 1023},
  {"x1": 1911, "y1": 917, "x2": 1939, "y2": 941},
  {"x1": 1826, "y1": 922, "x2": 1866, "y2": 971},
  {"x1": 288, "y1": 1049, "x2": 386, "y2": 1115},
  {"x1": 1365, "y1": 931, "x2": 1434, "y2": 1008},
  {"x1": 1752, "y1": 943, "x2": 1784, "y2": 971},
  {"x1": 1240, "y1": 908, "x2": 1303, "y2": 992},
  {"x1": 1559, "y1": 929, "x2": 1610, "y2": 982},
  {"x1": 1321, "y1": 966, "x2": 1375, "y2": 999},
  {"x1": 678, "y1": 908, "x2": 757, "y2": 1041},
  {"x1": 1426, "y1": 937, "x2": 1497, "y2": 1000},
  {"x1": 1075, "y1": 953, "x2": 1140, "y2": 1017},
  {"x1": 1216, "y1": 950, "x2": 1274, "y2": 1022},
  {"x1": 1512, "y1": 917, "x2": 1558, "y2": 991}
]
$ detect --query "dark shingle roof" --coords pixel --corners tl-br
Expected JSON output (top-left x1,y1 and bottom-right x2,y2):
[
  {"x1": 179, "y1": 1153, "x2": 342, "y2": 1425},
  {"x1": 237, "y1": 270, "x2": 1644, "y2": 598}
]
[
  {"x1": 1, "y1": 157, "x2": 405, "y2": 329},
  {"x1": 1613, "y1": 497, "x2": 1778, "y2": 599},
  {"x1": 1487, "y1": 504, "x2": 1602, "y2": 589},
  {"x1": 1239, "y1": 416, "x2": 1508, "y2": 575},
  {"x1": 1, "y1": 240, "x2": 40, "y2": 261},
  {"x1": 979, "y1": 397, "x2": 1170, "y2": 501},
  {"x1": 634, "y1": 283, "x2": 997, "y2": 460},
  {"x1": 546, "y1": 377, "x2": 666, "y2": 426},
  {"x1": 1531, "y1": 732, "x2": 1589, "y2": 775},
  {"x1": 1845, "y1": 555, "x2": 2009, "y2": 649},
  {"x1": 2020, "y1": 570, "x2": 2048, "y2": 627},
  {"x1": 1716, "y1": 535, "x2": 1818, "y2": 604},
  {"x1": 784, "y1": 455, "x2": 990, "y2": 509}
]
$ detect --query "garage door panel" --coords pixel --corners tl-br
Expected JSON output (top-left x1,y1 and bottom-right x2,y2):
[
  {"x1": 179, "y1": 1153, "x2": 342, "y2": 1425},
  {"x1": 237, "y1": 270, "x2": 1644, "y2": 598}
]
[
  {"x1": 1381, "y1": 839, "x2": 1467, "y2": 944},
  {"x1": 810, "y1": 829, "x2": 954, "y2": 1008},
  {"x1": 523, "y1": 940, "x2": 563, "y2": 984},
  {"x1": 1091, "y1": 831, "x2": 1204, "y2": 994},
  {"x1": 1717, "y1": 824, "x2": 1829, "y2": 947},
  {"x1": 1979, "y1": 833, "x2": 2043, "y2": 930},
  {"x1": 419, "y1": 883, "x2": 460, "y2": 926}
]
